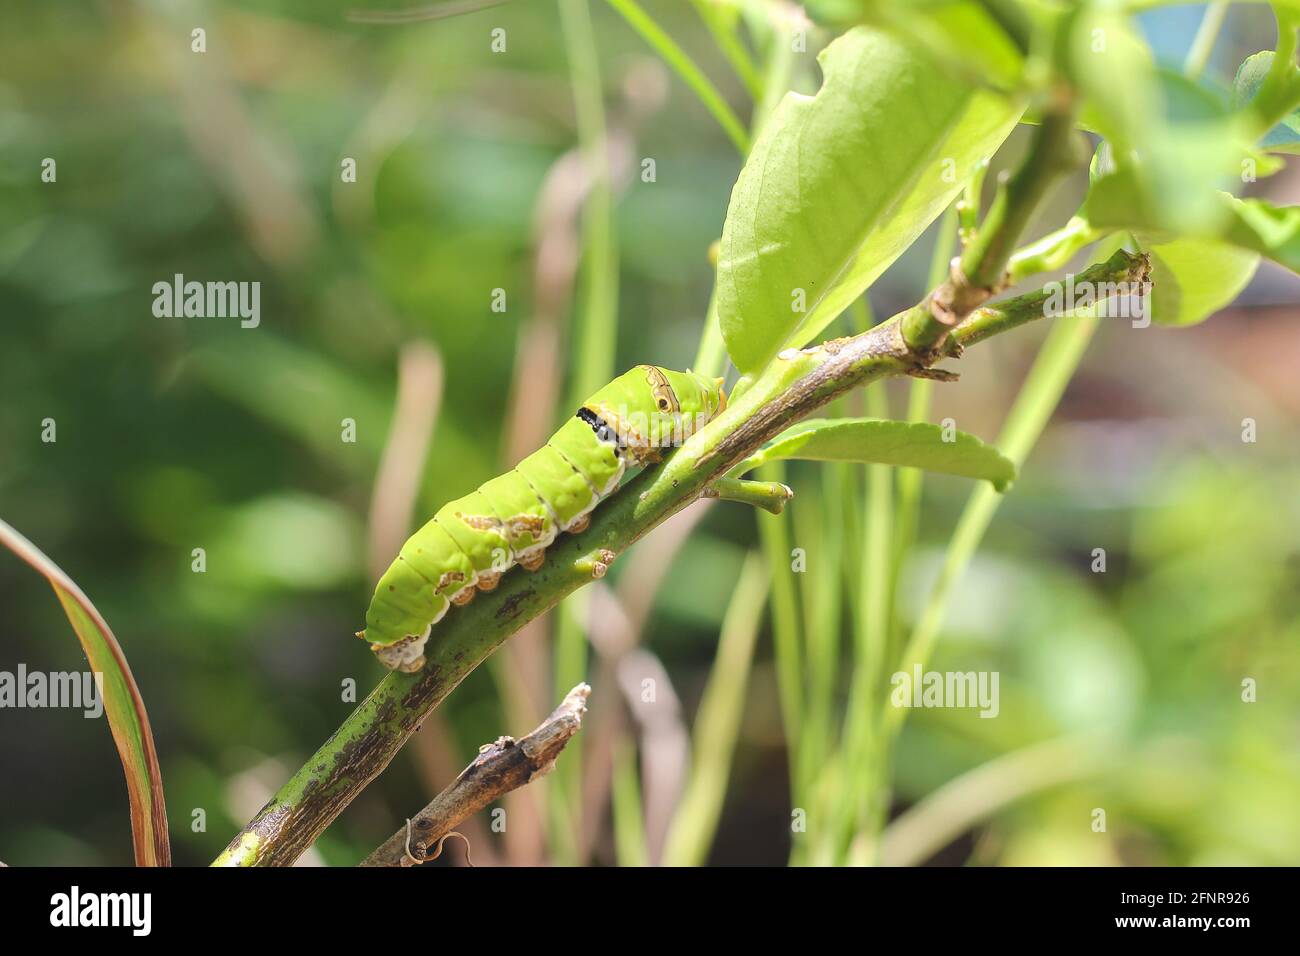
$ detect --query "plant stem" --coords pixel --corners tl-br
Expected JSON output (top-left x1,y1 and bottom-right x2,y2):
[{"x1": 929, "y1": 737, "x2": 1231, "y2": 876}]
[
  {"x1": 961, "y1": 111, "x2": 1081, "y2": 288},
  {"x1": 751, "y1": 3, "x2": 798, "y2": 137},
  {"x1": 661, "y1": 554, "x2": 768, "y2": 866},
  {"x1": 215, "y1": 249, "x2": 1149, "y2": 866},
  {"x1": 1006, "y1": 216, "x2": 1101, "y2": 283},
  {"x1": 756, "y1": 458, "x2": 804, "y2": 790},
  {"x1": 956, "y1": 162, "x2": 987, "y2": 249},
  {"x1": 703, "y1": 476, "x2": 794, "y2": 514},
  {"x1": 689, "y1": 0, "x2": 762, "y2": 98},
  {"x1": 847, "y1": 382, "x2": 894, "y2": 842},
  {"x1": 796, "y1": 463, "x2": 843, "y2": 822},
  {"x1": 605, "y1": 0, "x2": 751, "y2": 154},
  {"x1": 879, "y1": 733, "x2": 1113, "y2": 866},
  {"x1": 891, "y1": 206, "x2": 959, "y2": 640},
  {"x1": 547, "y1": 595, "x2": 587, "y2": 864},
  {"x1": 1183, "y1": 1, "x2": 1228, "y2": 81},
  {"x1": 360, "y1": 683, "x2": 590, "y2": 866},
  {"x1": 886, "y1": 309, "x2": 1106, "y2": 741},
  {"x1": 813, "y1": 295, "x2": 894, "y2": 862},
  {"x1": 901, "y1": 108, "x2": 1085, "y2": 352},
  {"x1": 611, "y1": 742, "x2": 649, "y2": 866},
  {"x1": 561, "y1": 0, "x2": 619, "y2": 410},
  {"x1": 1252, "y1": 8, "x2": 1300, "y2": 133},
  {"x1": 692, "y1": 287, "x2": 731, "y2": 379},
  {"x1": 690, "y1": 4, "x2": 794, "y2": 379},
  {"x1": 947, "y1": 249, "x2": 1147, "y2": 351}
]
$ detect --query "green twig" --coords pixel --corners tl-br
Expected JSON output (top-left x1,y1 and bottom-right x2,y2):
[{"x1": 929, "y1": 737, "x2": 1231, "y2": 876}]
[
  {"x1": 891, "y1": 205, "x2": 959, "y2": 639},
  {"x1": 901, "y1": 108, "x2": 1086, "y2": 353},
  {"x1": 1245, "y1": 8, "x2": 1300, "y2": 137},
  {"x1": 611, "y1": 742, "x2": 649, "y2": 866},
  {"x1": 692, "y1": 286, "x2": 730, "y2": 379},
  {"x1": 661, "y1": 554, "x2": 769, "y2": 866},
  {"x1": 1006, "y1": 216, "x2": 1102, "y2": 283},
  {"x1": 703, "y1": 476, "x2": 794, "y2": 514},
  {"x1": 947, "y1": 248, "x2": 1149, "y2": 351},
  {"x1": 605, "y1": 0, "x2": 751, "y2": 154},
  {"x1": 879, "y1": 733, "x2": 1114, "y2": 866},
  {"x1": 1183, "y1": 1, "x2": 1228, "y2": 81},
  {"x1": 689, "y1": 0, "x2": 762, "y2": 98},
  {"x1": 215, "y1": 247, "x2": 1150, "y2": 866},
  {"x1": 756, "y1": 458, "x2": 804, "y2": 791},
  {"x1": 550, "y1": 0, "x2": 618, "y2": 865},
  {"x1": 561, "y1": 0, "x2": 619, "y2": 410},
  {"x1": 886, "y1": 307, "x2": 1109, "y2": 742},
  {"x1": 956, "y1": 161, "x2": 986, "y2": 251}
]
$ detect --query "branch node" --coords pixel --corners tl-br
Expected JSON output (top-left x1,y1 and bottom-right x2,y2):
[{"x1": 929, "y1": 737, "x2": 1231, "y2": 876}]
[
  {"x1": 361, "y1": 683, "x2": 591, "y2": 867},
  {"x1": 904, "y1": 367, "x2": 960, "y2": 383}
]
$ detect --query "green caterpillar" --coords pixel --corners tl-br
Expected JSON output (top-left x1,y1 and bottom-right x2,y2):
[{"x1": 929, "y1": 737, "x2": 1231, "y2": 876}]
[{"x1": 360, "y1": 365, "x2": 728, "y2": 671}]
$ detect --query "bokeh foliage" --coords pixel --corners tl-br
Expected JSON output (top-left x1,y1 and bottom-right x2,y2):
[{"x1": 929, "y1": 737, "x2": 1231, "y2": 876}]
[{"x1": 1, "y1": 0, "x2": 1297, "y2": 866}]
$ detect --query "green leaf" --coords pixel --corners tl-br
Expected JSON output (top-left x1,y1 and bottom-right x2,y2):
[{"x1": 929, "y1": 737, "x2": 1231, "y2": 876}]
[
  {"x1": 1089, "y1": 174, "x2": 1300, "y2": 277},
  {"x1": 0, "y1": 519, "x2": 171, "y2": 866},
  {"x1": 847, "y1": 0, "x2": 1028, "y2": 90},
  {"x1": 1069, "y1": 6, "x2": 1243, "y2": 234},
  {"x1": 1219, "y1": 196, "x2": 1300, "y2": 273},
  {"x1": 1143, "y1": 236, "x2": 1259, "y2": 326},
  {"x1": 1083, "y1": 131, "x2": 1249, "y2": 239},
  {"x1": 1233, "y1": 51, "x2": 1300, "y2": 153},
  {"x1": 1067, "y1": 5, "x2": 1162, "y2": 156},
  {"x1": 715, "y1": 26, "x2": 1020, "y2": 376},
  {"x1": 734, "y1": 418, "x2": 1017, "y2": 490}
]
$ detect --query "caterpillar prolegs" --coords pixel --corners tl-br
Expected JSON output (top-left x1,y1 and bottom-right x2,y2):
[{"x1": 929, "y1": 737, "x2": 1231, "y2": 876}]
[{"x1": 360, "y1": 365, "x2": 728, "y2": 671}]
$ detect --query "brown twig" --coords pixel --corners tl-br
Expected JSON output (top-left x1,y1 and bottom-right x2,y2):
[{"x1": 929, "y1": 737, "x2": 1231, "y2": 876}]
[{"x1": 360, "y1": 683, "x2": 592, "y2": 866}]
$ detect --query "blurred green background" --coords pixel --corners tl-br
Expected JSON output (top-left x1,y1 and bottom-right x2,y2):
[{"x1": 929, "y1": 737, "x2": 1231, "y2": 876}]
[{"x1": 1, "y1": 0, "x2": 1297, "y2": 866}]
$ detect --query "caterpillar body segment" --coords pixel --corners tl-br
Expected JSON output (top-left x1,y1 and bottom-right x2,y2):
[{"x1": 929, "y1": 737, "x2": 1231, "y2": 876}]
[
  {"x1": 365, "y1": 556, "x2": 448, "y2": 672},
  {"x1": 479, "y1": 470, "x2": 557, "y2": 567},
  {"x1": 362, "y1": 365, "x2": 727, "y2": 671},
  {"x1": 400, "y1": 521, "x2": 476, "y2": 604},
  {"x1": 550, "y1": 416, "x2": 624, "y2": 495},
  {"x1": 515, "y1": 443, "x2": 600, "y2": 529},
  {"x1": 435, "y1": 491, "x2": 511, "y2": 583}
]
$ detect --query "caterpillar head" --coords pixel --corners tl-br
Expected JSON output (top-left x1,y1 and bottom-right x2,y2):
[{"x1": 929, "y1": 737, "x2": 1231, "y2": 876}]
[{"x1": 658, "y1": 368, "x2": 727, "y2": 434}]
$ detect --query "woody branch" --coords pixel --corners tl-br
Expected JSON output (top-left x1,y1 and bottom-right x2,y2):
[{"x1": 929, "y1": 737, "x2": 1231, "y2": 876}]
[{"x1": 216, "y1": 97, "x2": 1145, "y2": 865}]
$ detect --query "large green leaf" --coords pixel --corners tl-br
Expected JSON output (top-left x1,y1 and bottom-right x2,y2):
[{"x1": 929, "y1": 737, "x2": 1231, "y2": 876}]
[
  {"x1": 715, "y1": 26, "x2": 1020, "y2": 376},
  {"x1": 1144, "y1": 237, "x2": 1259, "y2": 326},
  {"x1": 0, "y1": 518, "x2": 171, "y2": 866},
  {"x1": 733, "y1": 418, "x2": 1017, "y2": 490}
]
